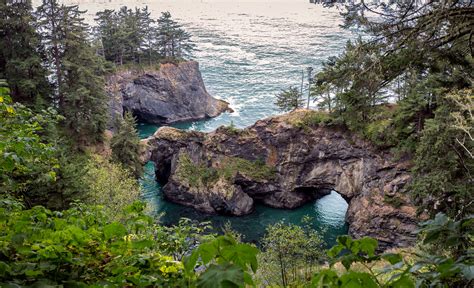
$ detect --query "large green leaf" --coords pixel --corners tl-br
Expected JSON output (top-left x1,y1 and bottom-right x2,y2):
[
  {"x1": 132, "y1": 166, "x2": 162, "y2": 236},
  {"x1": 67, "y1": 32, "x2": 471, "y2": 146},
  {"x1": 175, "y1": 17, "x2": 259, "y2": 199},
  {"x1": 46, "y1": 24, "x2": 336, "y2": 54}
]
[
  {"x1": 197, "y1": 264, "x2": 244, "y2": 288},
  {"x1": 103, "y1": 222, "x2": 127, "y2": 240}
]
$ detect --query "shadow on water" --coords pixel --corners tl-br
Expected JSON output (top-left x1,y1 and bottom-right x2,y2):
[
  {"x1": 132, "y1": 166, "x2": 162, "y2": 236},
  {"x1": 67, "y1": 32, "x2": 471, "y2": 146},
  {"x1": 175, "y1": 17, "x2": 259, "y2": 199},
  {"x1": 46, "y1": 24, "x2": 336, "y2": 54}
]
[{"x1": 138, "y1": 122, "x2": 349, "y2": 247}]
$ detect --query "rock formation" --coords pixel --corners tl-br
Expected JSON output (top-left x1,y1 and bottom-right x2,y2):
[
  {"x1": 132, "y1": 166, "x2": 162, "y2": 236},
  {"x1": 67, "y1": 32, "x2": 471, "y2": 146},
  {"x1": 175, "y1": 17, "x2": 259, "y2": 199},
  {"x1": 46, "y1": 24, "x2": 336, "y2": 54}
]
[
  {"x1": 142, "y1": 110, "x2": 420, "y2": 249},
  {"x1": 106, "y1": 61, "x2": 232, "y2": 126}
]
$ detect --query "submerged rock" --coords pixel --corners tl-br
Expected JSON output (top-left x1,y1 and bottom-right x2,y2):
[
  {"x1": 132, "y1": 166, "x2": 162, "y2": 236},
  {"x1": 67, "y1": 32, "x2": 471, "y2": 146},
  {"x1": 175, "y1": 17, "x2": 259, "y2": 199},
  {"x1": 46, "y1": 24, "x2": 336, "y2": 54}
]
[
  {"x1": 106, "y1": 61, "x2": 232, "y2": 126},
  {"x1": 143, "y1": 110, "x2": 420, "y2": 249}
]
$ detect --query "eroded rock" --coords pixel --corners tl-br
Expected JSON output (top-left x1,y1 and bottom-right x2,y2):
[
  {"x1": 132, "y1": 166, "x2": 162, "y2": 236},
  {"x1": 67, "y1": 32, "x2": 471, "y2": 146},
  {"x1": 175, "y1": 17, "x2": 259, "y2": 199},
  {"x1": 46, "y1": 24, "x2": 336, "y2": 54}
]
[
  {"x1": 143, "y1": 110, "x2": 420, "y2": 249},
  {"x1": 106, "y1": 61, "x2": 232, "y2": 126}
]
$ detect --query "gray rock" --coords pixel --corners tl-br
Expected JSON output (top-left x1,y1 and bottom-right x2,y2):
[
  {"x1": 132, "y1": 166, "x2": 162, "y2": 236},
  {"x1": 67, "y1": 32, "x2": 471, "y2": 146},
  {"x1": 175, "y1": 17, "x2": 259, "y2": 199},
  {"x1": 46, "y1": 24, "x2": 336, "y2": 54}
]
[
  {"x1": 106, "y1": 61, "x2": 232, "y2": 126},
  {"x1": 143, "y1": 110, "x2": 421, "y2": 249}
]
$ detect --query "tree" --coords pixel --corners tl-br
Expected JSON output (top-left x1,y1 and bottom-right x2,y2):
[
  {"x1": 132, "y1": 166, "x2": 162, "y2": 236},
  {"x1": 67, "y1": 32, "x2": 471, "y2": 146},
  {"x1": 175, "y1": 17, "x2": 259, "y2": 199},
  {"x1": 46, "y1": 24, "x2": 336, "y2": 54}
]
[
  {"x1": 259, "y1": 220, "x2": 325, "y2": 287},
  {"x1": 312, "y1": 1, "x2": 474, "y2": 217},
  {"x1": 157, "y1": 11, "x2": 195, "y2": 59},
  {"x1": 111, "y1": 112, "x2": 144, "y2": 178},
  {"x1": 411, "y1": 89, "x2": 473, "y2": 217},
  {"x1": 0, "y1": 0, "x2": 51, "y2": 104},
  {"x1": 275, "y1": 86, "x2": 304, "y2": 112},
  {"x1": 37, "y1": 1, "x2": 108, "y2": 144},
  {"x1": 85, "y1": 155, "x2": 141, "y2": 221},
  {"x1": 0, "y1": 80, "x2": 60, "y2": 206}
]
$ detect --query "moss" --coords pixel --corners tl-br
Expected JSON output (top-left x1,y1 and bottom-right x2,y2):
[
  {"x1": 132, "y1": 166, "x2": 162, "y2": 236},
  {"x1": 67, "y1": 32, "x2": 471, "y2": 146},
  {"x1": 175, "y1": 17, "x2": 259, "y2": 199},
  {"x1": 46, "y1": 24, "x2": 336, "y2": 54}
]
[
  {"x1": 175, "y1": 153, "x2": 276, "y2": 188},
  {"x1": 384, "y1": 194, "x2": 404, "y2": 208}
]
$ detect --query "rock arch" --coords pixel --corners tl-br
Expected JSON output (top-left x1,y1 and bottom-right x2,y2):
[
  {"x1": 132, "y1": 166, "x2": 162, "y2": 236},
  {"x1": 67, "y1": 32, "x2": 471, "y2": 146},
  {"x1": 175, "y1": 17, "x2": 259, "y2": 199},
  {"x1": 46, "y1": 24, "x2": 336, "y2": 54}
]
[{"x1": 143, "y1": 110, "x2": 419, "y2": 249}]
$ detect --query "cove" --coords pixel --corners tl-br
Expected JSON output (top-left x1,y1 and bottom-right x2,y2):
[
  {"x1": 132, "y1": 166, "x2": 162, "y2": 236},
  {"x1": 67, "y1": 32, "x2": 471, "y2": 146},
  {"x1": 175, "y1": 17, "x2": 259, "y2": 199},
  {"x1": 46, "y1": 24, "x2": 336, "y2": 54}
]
[{"x1": 138, "y1": 122, "x2": 349, "y2": 246}]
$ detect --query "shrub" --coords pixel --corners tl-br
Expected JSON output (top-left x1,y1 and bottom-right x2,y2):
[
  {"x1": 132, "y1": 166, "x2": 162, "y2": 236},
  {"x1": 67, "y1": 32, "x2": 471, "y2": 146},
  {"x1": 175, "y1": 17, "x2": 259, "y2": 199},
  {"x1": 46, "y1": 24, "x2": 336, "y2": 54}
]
[{"x1": 84, "y1": 155, "x2": 141, "y2": 221}]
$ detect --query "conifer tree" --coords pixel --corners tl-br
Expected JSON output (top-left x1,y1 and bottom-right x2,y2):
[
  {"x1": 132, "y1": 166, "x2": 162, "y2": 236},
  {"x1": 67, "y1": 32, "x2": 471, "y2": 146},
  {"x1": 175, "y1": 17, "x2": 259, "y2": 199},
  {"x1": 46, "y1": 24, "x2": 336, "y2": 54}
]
[
  {"x1": 36, "y1": 0, "x2": 108, "y2": 144},
  {"x1": 0, "y1": 0, "x2": 51, "y2": 104},
  {"x1": 157, "y1": 12, "x2": 195, "y2": 59},
  {"x1": 275, "y1": 86, "x2": 304, "y2": 112},
  {"x1": 111, "y1": 112, "x2": 144, "y2": 178}
]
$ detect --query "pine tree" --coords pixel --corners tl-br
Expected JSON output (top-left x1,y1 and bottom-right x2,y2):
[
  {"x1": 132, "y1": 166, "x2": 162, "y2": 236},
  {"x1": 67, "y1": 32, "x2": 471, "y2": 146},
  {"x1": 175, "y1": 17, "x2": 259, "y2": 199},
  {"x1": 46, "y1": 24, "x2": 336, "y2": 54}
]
[
  {"x1": 111, "y1": 112, "x2": 144, "y2": 178},
  {"x1": 0, "y1": 0, "x2": 51, "y2": 105},
  {"x1": 36, "y1": 1, "x2": 108, "y2": 144},
  {"x1": 36, "y1": 0, "x2": 67, "y2": 109},
  {"x1": 275, "y1": 86, "x2": 304, "y2": 112},
  {"x1": 157, "y1": 12, "x2": 194, "y2": 59}
]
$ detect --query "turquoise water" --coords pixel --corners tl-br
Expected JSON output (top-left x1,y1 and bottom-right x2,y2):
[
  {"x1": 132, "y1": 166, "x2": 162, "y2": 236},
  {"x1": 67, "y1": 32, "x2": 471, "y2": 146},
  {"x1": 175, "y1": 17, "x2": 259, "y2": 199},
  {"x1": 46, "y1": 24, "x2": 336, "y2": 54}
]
[
  {"x1": 68, "y1": 0, "x2": 355, "y2": 246},
  {"x1": 139, "y1": 122, "x2": 349, "y2": 246}
]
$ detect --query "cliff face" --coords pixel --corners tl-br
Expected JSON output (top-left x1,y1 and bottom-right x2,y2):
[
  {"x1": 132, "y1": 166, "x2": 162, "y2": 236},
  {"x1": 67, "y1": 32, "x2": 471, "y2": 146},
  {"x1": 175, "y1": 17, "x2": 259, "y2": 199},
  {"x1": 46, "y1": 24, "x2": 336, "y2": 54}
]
[
  {"x1": 142, "y1": 110, "x2": 420, "y2": 249},
  {"x1": 107, "y1": 61, "x2": 231, "y2": 125}
]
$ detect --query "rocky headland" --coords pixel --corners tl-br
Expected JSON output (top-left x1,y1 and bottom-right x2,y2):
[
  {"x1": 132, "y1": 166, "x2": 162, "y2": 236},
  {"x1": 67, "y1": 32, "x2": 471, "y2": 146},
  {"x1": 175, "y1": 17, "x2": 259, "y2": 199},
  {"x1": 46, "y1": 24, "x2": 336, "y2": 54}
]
[
  {"x1": 107, "y1": 61, "x2": 232, "y2": 125},
  {"x1": 142, "y1": 110, "x2": 420, "y2": 249}
]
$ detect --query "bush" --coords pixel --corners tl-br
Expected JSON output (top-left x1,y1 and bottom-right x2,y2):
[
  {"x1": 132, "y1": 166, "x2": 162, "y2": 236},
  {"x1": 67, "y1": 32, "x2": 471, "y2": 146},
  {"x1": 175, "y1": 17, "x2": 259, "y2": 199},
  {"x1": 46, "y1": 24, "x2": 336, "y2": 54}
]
[{"x1": 84, "y1": 155, "x2": 141, "y2": 221}]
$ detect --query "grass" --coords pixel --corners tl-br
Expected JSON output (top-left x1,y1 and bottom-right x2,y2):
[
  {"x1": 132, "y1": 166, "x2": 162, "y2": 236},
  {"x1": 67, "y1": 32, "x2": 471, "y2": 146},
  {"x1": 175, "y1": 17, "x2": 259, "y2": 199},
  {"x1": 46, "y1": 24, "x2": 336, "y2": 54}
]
[
  {"x1": 157, "y1": 127, "x2": 190, "y2": 141},
  {"x1": 175, "y1": 153, "x2": 276, "y2": 188},
  {"x1": 285, "y1": 110, "x2": 336, "y2": 131},
  {"x1": 176, "y1": 153, "x2": 218, "y2": 187},
  {"x1": 219, "y1": 157, "x2": 276, "y2": 181}
]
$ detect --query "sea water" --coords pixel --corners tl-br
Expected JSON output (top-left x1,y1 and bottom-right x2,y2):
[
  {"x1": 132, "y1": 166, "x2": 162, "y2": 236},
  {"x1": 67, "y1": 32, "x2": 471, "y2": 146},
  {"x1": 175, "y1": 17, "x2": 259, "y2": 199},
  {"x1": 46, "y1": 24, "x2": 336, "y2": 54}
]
[{"x1": 58, "y1": 0, "x2": 356, "y2": 245}]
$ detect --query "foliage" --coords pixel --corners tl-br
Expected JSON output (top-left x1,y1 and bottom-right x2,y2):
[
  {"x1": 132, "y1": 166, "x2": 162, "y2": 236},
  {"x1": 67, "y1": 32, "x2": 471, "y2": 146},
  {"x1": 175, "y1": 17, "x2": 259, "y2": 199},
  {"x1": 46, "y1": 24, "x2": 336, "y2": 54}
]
[
  {"x1": 176, "y1": 153, "x2": 219, "y2": 187},
  {"x1": 95, "y1": 7, "x2": 195, "y2": 65},
  {"x1": 259, "y1": 220, "x2": 325, "y2": 287},
  {"x1": 312, "y1": 213, "x2": 473, "y2": 288},
  {"x1": 220, "y1": 121, "x2": 241, "y2": 136},
  {"x1": 84, "y1": 155, "x2": 141, "y2": 221},
  {"x1": 185, "y1": 234, "x2": 259, "y2": 287},
  {"x1": 176, "y1": 153, "x2": 275, "y2": 188},
  {"x1": 157, "y1": 11, "x2": 195, "y2": 59},
  {"x1": 0, "y1": 197, "x2": 261, "y2": 287},
  {"x1": 111, "y1": 112, "x2": 144, "y2": 178},
  {"x1": 275, "y1": 86, "x2": 304, "y2": 112},
  {"x1": 311, "y1": 1, "x2": 474, "y2": 217},
  {"x1": 289, "y1": 110, "x2": 336, "y2": 131},
  {"x1": 36, "y1": 0, "x2": 109, "y2": 145},
  {"x1": 0, "y1": 82, "x2": 60, "y2": 204},
  {"x1": 0, "y1": 0, "x2": 51, "y2": 104},
  {"x1": 410, "y1": 89, "x2": 474, "y2": 216},
  {"x1": 0, "y1": 200, "x2": 186, "y2": 287},
  {"x1": 156, "y1": 218, "x2": 214, "y2": 262}
]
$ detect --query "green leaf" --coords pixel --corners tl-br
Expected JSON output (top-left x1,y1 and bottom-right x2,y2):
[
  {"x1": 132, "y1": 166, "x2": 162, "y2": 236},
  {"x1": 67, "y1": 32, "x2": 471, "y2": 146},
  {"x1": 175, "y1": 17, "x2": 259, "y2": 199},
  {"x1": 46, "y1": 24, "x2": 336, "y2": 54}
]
[
  {"x1": 197, "y1": 241, "x2": 218, "y2": 264},
  {"x1": 339, "y1": 272, "x2": 378, "y2": 288},
  {"x1": 197, "y1": 264, "x2": 243, "y2": 288},
  {"x1": 382, "y1": 253, "x2": 403, "y2": 265},
  {"x1": 221, "y1": 243, "x2": 259, "y2": 272},
  {"x1": 184, "y1": 250, "x2": 199, "y2": 274},
  {"x1": 358, "y1": 237, "x2": 378, "y2": 257},
  {"x1": 389, "y1": 275, "x2": 414, "y2": 288},
  {"x1": 131, "y1": 239, "x2": 154, "y2": 250},
  {"x1": 312, "y1": 269, "x2": 339, "y2": 286},
  {"x1": 103, "y1": 222, "x2": 127, "y2": 240}
]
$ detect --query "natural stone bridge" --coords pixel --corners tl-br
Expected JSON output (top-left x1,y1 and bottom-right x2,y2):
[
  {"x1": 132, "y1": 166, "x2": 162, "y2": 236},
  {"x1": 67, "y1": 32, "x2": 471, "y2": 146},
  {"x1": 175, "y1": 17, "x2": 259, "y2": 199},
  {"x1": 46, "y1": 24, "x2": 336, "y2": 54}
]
[{"x1": 142, "y1": 110, "x2": 419, "y2": 249}]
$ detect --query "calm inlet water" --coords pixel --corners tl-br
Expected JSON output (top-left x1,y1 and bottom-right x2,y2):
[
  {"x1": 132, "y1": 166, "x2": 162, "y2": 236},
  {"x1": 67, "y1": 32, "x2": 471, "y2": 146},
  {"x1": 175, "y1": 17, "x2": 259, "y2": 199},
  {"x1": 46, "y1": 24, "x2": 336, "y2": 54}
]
[{"x1": 63, "y1": 0, "x2": 355, "y2": 245}]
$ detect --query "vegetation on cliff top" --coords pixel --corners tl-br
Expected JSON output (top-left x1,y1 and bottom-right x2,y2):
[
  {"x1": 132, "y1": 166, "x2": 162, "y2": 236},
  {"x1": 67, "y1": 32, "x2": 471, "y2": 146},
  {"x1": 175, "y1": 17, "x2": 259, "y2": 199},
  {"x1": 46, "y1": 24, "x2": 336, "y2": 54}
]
[{"x1": 176, "y1": 153, "x2": 276, "y2": 188}]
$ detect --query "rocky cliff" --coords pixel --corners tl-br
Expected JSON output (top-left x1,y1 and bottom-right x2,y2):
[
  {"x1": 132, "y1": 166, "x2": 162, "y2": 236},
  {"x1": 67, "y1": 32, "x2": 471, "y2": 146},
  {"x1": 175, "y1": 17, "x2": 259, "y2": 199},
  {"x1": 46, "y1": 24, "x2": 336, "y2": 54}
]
[
  {"x1": 142, "y1": 110, "x2": 420, "y2": 249},
  {"x1": 107, "y1": 61, "x2": 231, "y2": 125}
]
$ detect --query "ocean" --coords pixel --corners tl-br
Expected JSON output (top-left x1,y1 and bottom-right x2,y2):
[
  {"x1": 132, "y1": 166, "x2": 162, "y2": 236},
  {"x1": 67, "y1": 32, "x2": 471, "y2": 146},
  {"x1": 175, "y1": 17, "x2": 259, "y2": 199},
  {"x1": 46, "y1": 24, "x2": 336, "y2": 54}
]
[{"x1": 54, "y1": 0, "x2": 357, "y2": 245}]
